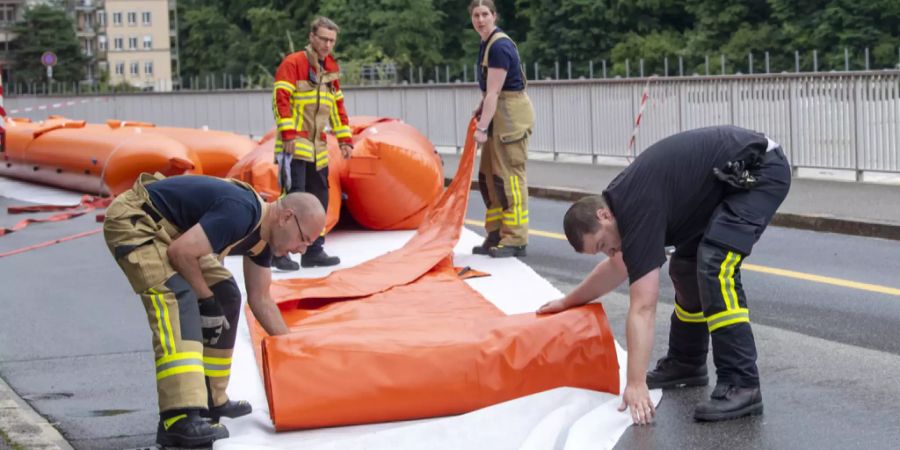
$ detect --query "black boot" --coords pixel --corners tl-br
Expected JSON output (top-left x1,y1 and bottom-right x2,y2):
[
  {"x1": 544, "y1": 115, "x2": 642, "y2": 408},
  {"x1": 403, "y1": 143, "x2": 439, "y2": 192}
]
[
  {"x1": 301, "y1": 250, "x2": 340, "y2": 267},
  {"x1": 156, "y1": 413, "x2": 229, "y2": 448},
  {"x1": 694, "y1": 384, "x2": 763, "y2": 422},
  {"x1": 472, "y1": 231, "x2": 501, "y2": 255},
  {"x1": 646, "y1": 356, "x2": 709, "y2": 389},
  {"x1": 272, "y1": 254, "x2": 299, "y2": 271},
  {"x1": 200, "y1": 399, "x2": 252, "y2": 422},
  {"x1": 488, "y1": 244, "x2": 527, "y2": 258}
]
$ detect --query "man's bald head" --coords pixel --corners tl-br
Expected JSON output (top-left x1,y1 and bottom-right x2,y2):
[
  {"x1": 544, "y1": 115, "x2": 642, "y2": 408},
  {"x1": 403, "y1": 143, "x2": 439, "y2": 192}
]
[{"x1": 280, "y1": 192, "x2": 326, "y2": 235}]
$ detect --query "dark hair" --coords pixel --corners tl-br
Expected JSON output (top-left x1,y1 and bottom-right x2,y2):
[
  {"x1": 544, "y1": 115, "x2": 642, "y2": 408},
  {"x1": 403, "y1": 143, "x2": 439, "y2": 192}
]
[
  {"x1": 310, "y1": 16, "x2": 339, "y2": 34},
  {"x1": 468, "y1": 0, "x2": 497, "y2": 15},
  {"x1": 563, "y1": 195, "x2": 608, "y2": 252}
]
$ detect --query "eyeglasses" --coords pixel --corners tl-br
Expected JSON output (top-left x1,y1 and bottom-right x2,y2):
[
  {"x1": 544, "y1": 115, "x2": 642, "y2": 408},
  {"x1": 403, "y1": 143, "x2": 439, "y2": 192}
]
[
  {"x1": 313, "y1": 34, "x2": 336, "y2": 44},
  {"x1": 292, "y1": 212, "x2": 311, "y2": 245}
]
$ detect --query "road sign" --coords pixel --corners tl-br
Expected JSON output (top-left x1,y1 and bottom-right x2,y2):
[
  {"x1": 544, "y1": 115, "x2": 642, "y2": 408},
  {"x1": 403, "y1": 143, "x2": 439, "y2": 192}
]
[{"x1": 41, "y1": 51, "x2": 57, "y2": 67}]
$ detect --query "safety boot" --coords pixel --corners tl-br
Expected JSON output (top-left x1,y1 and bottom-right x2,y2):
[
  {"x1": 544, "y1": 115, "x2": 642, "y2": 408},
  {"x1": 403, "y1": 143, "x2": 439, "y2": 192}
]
[
  {"x1": 200, "y1": 399, "x2": 252, "y2": 423},
  {"x1": 272, "y1": 254, "x2": 299, "y2": 271},
  {"x1": 472, "y1": 231, "x2": 501, "y2": 255},
  {"x1": 694, "y1": 384, "x2": 763, "y2": 422},
  {"x1": 301, "y1": 250, "x2": 340, "y2": 267},
  {"x1": 156, "y1": 413, "x2": 229, "y2": 448},
  {"x1": 488, "y1": 244, "x2": 527, "y2": 258},
  {"x1": 646, "y1": 356, "x2": 709, "y2": 389}
]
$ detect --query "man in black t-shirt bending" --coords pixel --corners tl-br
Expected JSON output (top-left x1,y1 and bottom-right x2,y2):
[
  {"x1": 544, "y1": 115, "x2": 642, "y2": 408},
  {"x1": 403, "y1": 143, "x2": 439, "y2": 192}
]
[
  {"x1": 103, "y1": 174, "x2": 325, "y2": 447},
  {"x1": 538, "y1": 126, "x2": 791, "y2": 425}
]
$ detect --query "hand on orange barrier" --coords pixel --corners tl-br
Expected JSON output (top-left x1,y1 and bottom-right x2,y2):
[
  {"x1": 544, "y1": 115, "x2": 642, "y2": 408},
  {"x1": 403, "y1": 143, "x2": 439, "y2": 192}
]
[
  {"x1": 339, "y1": 143, "x2": 353, "y2": 159},
  {"x1": 537, "y1": 298, "x2": 569, "y2": 314},
  {"x1": 618, "y1": 382, "x2": 655, "y2": 425}
]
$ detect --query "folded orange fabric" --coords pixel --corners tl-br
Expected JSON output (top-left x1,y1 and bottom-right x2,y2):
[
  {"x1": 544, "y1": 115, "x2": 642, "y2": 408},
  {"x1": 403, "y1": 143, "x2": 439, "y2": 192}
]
[{"x1": 247, "y1": 120, "x2": 620, "y2": 431}]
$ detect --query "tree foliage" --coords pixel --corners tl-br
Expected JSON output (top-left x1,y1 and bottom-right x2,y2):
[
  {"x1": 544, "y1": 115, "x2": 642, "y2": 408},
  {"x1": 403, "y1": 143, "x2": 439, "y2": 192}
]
[{"x1": 11, "y1": 3, "x2": 87, "y2": 83}]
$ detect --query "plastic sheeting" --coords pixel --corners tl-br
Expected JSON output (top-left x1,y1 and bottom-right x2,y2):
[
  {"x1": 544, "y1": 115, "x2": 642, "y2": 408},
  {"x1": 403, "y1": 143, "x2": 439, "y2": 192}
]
[{"x1": 246, "y1": 121, "x2": 620, "y2": 431}]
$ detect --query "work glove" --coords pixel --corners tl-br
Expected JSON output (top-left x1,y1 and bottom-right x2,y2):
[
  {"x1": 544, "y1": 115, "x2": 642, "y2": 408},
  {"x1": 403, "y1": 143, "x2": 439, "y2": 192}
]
[
  {"x1": 713, "y1": 160, "x2": 758, "y2": 190},
  {"x1": 198, "y1": 296, "x2": 230, "y2": 346},
  {"x1": 277, "y1": 141, "x2": 294, "y2": 190}
]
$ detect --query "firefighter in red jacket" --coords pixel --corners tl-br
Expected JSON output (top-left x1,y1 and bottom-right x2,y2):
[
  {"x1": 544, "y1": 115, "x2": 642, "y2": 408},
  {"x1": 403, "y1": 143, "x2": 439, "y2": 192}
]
[{"x1": 271, "y1": 16, "x2": 352, "y2": 271}]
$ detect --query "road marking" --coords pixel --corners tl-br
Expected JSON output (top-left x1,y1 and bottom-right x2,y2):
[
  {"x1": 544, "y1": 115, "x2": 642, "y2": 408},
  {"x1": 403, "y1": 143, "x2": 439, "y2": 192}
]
[{"x1": 464, "y1": 219, "x2": 900, "y2": 297}]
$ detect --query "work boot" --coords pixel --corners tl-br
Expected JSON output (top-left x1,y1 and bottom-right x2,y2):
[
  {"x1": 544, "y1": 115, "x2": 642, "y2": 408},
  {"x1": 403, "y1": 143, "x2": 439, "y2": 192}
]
[
  {"x1": 272, "y1": 254, "x2": 299, "y2": 271},
  {"x1": 646, "y1": 356, "x2": 709, "y2": 389},
  {"x1": 472, "y1": 231, "x2": 501, "y2": 255},
  {"x1": 156, "y1": 414, "x2": 229, "y2": 448},
  {"x1": 694, "y1": 384, "x2": 763, "y2": 422},
  {"x1": 488, "y1": 244, "x2": 527, "y2": 258},
  {"x1": 301, "y1": 250, "x2": 340, "y2": 267},
  {"x1": 200, "y1": 399, "x2": 252, "y2": 423}
]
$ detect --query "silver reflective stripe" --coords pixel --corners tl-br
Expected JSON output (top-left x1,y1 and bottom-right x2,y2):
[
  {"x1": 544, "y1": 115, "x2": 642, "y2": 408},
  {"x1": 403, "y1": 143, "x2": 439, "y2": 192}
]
[{"x1": 156, "y1": 356, "x2": 204, "y2": 374}]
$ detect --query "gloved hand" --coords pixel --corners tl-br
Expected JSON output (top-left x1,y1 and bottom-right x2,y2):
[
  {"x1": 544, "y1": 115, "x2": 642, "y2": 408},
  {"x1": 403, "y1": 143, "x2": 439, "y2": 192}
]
[
  {"x1": 277, "y1": 141, "x2": 294, "y2": 190},
  {"x1": 713, "y1": 160, "x2": 758, "y2": 190},
  {"x1": 198, "y1": 296, "x2": 230, "y2": 346}
]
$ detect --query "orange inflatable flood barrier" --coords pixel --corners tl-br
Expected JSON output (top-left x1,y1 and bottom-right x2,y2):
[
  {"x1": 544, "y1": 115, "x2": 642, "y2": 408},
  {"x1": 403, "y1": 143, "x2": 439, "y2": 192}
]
[
  {"x1": 246, "y1": 121, "x2": 620, "y2": 431},
  {"x1": 0, "y1": 116, "x2": 255, "y2": 196},
  {"x1": 227, "y1": 116, "x2": 443, "y2": 232}
]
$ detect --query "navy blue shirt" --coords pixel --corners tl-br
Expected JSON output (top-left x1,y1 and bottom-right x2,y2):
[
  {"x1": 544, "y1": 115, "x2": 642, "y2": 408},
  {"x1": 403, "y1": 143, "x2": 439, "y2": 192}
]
[
  {"x1": 603, "y1": 126, "x2": 769, "y2": 284},
  {"x1": 477, "y1": 28, "x2": 525, "y2": 92},
  {"x1": 147, "y1": 175, "x2": 272, "y2": 267}
]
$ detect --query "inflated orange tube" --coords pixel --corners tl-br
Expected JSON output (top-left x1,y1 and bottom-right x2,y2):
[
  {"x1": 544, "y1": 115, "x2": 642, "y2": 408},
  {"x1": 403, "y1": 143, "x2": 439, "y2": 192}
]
[
  {"x1": 247, "y1": 121, "x2": 620, "y2": 431},
  {"x1": 0, "y1": 117, "x2": 204, "y2": 195}
]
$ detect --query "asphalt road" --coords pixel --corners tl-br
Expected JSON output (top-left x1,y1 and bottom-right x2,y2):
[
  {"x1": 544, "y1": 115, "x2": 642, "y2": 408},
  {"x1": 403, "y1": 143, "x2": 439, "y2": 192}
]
[
  {"x1": 2, "y1": 192, "x2": 900, "y2": 449},
  {"x1": 464, "y1": 195, "x2": 900, "y2": 449}
]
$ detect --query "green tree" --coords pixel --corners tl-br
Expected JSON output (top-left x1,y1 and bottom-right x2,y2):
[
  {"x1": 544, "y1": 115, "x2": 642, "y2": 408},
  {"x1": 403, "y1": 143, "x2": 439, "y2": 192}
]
[
  {"x1": 179, "y1": 6, "x2": 249, "y2": 78},
  {"x1": 11, "y1": 3, "x2": 87, "y2": 83},
  {"x1": 246, "y1": 7, "x2": 295, "y2": 75}
]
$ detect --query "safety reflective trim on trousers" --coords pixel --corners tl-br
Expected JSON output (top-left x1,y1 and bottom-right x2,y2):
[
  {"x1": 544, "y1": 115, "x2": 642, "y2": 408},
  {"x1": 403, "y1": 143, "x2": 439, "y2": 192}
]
[
  {"x1": 675, "y1": 303, "x2": 706, "y2": 323},
  {"x1": 156, "y1": 352, "x2": 204, "y2": 380},
  {"x1": 203, "y1": 355, "x2": 232, "y2": 377},
  {"x1": 706, "y1": 308, "x2": 750, "y2": 332},
  {"x1": 718, "y1": 251, "x2": 742, "y2": 311},
  {"x1": 147, "y1": 288, "x2": 176, "y2": 356},
  {"x1": 164, "y1": 413, "x2": 188, "y2": 430}
]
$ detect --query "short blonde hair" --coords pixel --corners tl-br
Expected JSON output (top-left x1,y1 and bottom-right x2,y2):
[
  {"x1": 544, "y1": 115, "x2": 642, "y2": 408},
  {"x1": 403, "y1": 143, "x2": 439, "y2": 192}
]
[{"x1": 310, "y1": 16, "x2": 339, "y2": 34}]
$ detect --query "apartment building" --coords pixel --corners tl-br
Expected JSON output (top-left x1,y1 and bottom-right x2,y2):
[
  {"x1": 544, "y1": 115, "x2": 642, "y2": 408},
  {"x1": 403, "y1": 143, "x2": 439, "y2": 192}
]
[
  {"x1": 0, "y1": 0, "x2": 32, "y2": 82},
  {"x1": 71, "y1": 0, "x2": 177, "y2": 91}
]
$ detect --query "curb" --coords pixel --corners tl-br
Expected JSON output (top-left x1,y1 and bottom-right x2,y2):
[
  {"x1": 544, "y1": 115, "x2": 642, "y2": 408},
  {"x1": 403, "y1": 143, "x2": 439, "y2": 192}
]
[
  {"x1": 0, "y1": 374, "x2": 73, "y2": 450},
  {"x1": 449, "y1": 178, "x2": 900, "y2": 242}
]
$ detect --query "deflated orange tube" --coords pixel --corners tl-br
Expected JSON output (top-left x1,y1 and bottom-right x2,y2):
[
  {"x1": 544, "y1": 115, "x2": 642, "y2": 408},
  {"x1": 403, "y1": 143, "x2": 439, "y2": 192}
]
[{"x1": 247, "y1": 121, "x2": 620, "y2": 431}]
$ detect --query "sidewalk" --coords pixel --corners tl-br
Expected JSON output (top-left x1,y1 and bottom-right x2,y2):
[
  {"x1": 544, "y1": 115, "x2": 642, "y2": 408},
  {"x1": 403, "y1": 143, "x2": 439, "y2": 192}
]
[{"x1": 438, "y1": 150, "x2": 900, "y2": 241}]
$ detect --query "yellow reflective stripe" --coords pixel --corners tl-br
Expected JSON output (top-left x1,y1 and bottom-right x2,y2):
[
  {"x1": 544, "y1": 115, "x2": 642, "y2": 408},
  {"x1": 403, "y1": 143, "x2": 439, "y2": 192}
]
[
  {"x1": 719, "y1": 252, "x2": 737, "y2": 310},
  {"x1": 205, "y1": 369, "x2": 231, "y2": 378},
  {"x1": 203, "y1": 356, "x2": 232, "y2": 365},
  {"x1": 707, "y1": 308, "x2": 750, "y2": 332},
  {"x1": 728, "y1": 253, "x2": 742, "y2": 310},
  {"x1": 164, "y1": 414, "x2": 187, "y2": 430},
  {"x1": 157, "y1": 365, "x2": 205, "y2": 380},
  {"x1": 147, "y1": 288, "x2": 175, "y2": 356},
  {"x1": 157, "y1": 351, "x2": 204, "y2": 367},
  {"x1": 486, "y1": 208, "x2": 503, "y2": 214},
  {"x1": 485, "y1": 216, "x2": 502, "y2": 223},
  {"x1": 274, "y1": 81, "x2": 296, "y2": 92},
  {"x1": 675, "y1": 303, "x2": 706, "y2": 323}
]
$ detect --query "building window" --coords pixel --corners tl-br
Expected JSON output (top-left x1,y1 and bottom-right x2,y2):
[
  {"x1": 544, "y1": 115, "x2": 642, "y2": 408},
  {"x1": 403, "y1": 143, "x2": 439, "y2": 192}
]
[
  {"x1": 112, "y1": 12, "x2": 122, "y2": 26},
  {"x1": 115, "y1": 62, "x2": 124, "y2": 75},
  {"x1": 130, "y1": 62, "x2": 139, "y2": 76},
  {"x1": 128, "y1": 36, "x2": 137, "y2": 49},
  {"x1": 114, "y1": 37, "x2": 123, "y2": 50},
  {"x1": 127, "y1": 12, "x2": 136, "y2": 25},
  {"x1": 142, "y1": 11, "x2": 151, "y2": 25},
  {"x1": 97, "y1": 11, "x2": 105, "y2": 27},
  {"x1": 83, "y1": 39, "x2": 93, "y2": 57},
  {"x1": 143, "y1": 35, "x2": 152, "y2": 49},
  {"x1": 145, "y1": 61, "x2": 153, "y2": 75},
  {"x1": 84, "y1": 13, "x2": 93, "y2": 27},
  {"x1": 98, "y1": 35, "x2": 107, "y2": 51},
  {"x1": 0, "y1": 4, "x2": 17, "y2": 24}
]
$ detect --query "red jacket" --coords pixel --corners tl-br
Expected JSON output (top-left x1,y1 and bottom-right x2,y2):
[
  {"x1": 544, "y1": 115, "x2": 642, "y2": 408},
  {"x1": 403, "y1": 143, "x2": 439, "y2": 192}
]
[{"x1": 273, "y1": 50, "x2": 351, "y2": 145}]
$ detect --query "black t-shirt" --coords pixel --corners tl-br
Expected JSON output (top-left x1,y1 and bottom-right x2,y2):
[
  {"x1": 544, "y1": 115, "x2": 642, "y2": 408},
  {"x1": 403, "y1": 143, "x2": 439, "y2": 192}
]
[
  {"x1": 147, "y1": 176, "x2": 272, "y2": 268},
  {"x1": 477, "y1": 28, "x2": 525, "y2": 92},
  {"x1": 602, "y1": 126, "x2": 769, "y2": 284}
]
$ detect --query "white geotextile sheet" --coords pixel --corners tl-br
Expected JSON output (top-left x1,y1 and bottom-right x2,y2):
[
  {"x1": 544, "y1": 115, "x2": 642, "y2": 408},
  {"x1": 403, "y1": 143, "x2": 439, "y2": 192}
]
[
  {"x1": 218, "y1": 228, "x2": 661, "y2": 450},
  {"x1": 0, "y1": 178, "x2": 662, "y2": 449}
]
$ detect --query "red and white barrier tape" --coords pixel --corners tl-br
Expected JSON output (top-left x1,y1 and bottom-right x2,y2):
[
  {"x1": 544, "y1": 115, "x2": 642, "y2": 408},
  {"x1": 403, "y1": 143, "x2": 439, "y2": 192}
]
[
  {"x1": 626, "y1": 76, "x2": 657, "y2": 162},
  {"x1": 7, "y1": 97, "x2": 109, "y2": 115}
]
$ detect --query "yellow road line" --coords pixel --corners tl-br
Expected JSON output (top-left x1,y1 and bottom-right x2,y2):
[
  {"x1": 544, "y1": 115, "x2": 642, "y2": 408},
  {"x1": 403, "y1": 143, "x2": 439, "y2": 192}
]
[{"x1": 464, "y1": 219, "x2": 900, "y2": 297}]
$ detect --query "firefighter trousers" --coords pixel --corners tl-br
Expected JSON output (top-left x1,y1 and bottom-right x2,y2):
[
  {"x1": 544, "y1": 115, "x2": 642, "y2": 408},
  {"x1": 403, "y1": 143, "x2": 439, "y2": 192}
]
[
  {"x1": 284, "y1": 159, "x2": 329, "y2": 253},
  {"x1": 103, "y1": 185, "x2": 241, "y2": 413},
  {"x1": 665, "y1": 147, "x2": 791, "y2": 388},
  {"x1": 478, "y1": 129, "x2": 529, "y2": 246}
]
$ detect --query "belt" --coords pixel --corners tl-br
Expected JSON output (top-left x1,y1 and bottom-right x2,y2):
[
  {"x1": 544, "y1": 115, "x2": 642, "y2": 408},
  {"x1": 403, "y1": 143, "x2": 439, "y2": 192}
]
[{"x1": 141, "y1": 203, "x2": 163, "y2": 223}]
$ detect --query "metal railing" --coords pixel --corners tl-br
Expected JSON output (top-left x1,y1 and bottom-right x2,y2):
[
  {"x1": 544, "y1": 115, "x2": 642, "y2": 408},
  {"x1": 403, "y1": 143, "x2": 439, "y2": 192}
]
[{"x1": 5, "y1": 71, "x2": 900, "y2": 176}]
